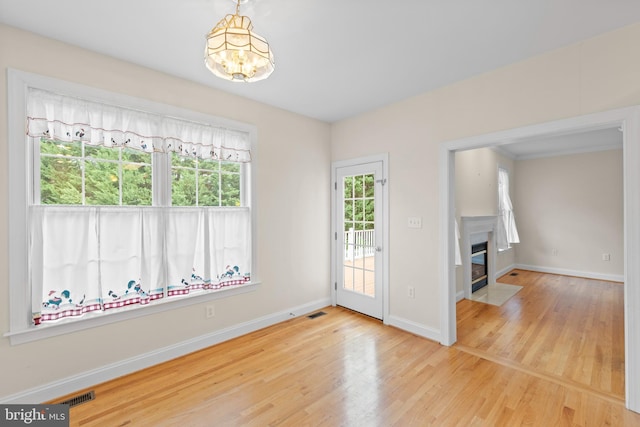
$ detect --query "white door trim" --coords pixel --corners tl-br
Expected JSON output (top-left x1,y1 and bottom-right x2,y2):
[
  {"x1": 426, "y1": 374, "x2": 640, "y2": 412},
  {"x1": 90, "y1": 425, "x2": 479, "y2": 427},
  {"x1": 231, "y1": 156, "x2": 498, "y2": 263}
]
[
  {"x1": 331, "y1": 153, "x2": 389, "y2": 322},
  {"x1": 439, "y1": 105, "x2": 640, "y2": 413}
]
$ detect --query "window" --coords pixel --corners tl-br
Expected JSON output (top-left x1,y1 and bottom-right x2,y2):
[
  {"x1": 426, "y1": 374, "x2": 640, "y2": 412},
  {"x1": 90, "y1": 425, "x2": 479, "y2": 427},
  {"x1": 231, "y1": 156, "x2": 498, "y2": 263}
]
[
  {"x1": 497, "y1": 167, "x2": 519, "y2": 251},
  {"x1": 7, "y1": 70, "x2": 256, "y2": 343},
  {"x1": 39, "y1": 139, "x2": 153, "y2": 206},
  {"x1": 171, "y1": 154, "x2": 241, "y2": 207}
]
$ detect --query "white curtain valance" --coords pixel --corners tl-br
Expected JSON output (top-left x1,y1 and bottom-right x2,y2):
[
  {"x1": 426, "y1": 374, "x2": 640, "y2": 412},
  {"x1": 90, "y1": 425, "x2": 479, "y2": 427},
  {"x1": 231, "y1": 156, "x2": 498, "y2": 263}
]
[{"x1": 26, "y1": 88, "x2": 251, "y2": 162}]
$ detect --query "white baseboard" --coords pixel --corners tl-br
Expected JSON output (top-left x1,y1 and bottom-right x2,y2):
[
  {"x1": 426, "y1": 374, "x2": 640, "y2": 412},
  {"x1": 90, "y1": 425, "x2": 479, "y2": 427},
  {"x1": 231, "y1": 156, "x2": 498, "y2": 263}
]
[
  {"x1": 386, "y1": 315, "x2": 442, "y2": 344},
  {"x1": 456, "y1": 290, "x2": 465, "y2": 302},
  {"x1": 496, "y1": 264, "x2": 517, "y2": 279},
  {"x1": 1, "y1": 298, "x2": 331, "y2": 404},
  {"x1": 515, "y1": 264, "x2": 624, "y2": 283}
]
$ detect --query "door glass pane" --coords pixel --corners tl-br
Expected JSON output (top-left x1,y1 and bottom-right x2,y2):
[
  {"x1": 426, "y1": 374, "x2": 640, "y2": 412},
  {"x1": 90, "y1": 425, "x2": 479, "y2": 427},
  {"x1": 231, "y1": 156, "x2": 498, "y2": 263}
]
[{"x1": 342, "y1": 174, "x2": 375, "y2": 297}]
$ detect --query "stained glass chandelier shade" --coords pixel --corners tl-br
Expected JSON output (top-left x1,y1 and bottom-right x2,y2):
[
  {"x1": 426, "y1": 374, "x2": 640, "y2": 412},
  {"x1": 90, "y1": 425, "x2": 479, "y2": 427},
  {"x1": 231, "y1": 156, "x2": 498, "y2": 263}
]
[{"x1": 204, "y1": 0, "x2": 275, "y2": 82}]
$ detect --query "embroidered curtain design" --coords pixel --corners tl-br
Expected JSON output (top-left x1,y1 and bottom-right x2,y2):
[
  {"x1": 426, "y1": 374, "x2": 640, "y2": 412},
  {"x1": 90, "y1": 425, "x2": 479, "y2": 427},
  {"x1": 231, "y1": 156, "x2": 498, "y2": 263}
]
[
  {"x1": 497, "y1": 168, "x2": 520, "y2": 251},
  {"x1": 26, "y1": 88, "x2": 251, "y2": 162},
  {"x1": 31, "y1": 207, "x2": 251, "y2": 324}
]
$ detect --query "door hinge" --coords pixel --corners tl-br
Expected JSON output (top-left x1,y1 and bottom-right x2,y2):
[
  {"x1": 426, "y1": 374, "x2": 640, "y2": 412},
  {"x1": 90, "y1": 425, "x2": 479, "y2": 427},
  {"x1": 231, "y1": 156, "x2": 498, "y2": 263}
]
[
  {"x1": 376, "y1": 178, "x2": 387, "y2": 186},
  {"x1": 335, "y1": 232, "x2": 337, "y2": 240},
  {"x1": 334, "y1": 282, "x2": 337, "y2": 290},
  {"x1": 334, "y1": 182, "x2": 337, "y2": 190}
]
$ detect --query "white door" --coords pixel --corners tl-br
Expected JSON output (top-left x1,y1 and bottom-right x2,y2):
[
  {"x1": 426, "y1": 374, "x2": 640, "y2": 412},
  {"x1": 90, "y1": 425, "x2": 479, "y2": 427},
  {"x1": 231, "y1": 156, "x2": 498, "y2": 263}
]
[{"x1": 334, "y1": 160, "x2": 384, "y2": 319}]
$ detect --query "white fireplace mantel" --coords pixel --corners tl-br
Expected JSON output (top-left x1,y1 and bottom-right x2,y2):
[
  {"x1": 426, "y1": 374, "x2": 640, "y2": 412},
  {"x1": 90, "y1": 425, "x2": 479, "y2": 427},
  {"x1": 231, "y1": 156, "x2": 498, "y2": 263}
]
[{"x1": 460, "y1": 216, "x2": 498, "y2": 299}]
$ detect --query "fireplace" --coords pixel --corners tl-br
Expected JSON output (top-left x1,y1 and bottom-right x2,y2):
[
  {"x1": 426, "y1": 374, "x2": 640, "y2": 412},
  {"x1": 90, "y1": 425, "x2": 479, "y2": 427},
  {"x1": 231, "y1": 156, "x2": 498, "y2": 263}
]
[
  {"x1": 471, "y1": 241, "x2": 488, "y2": 292},
  {"x1": 460, "y1": 216, "x2": 497, "y2": 299}
]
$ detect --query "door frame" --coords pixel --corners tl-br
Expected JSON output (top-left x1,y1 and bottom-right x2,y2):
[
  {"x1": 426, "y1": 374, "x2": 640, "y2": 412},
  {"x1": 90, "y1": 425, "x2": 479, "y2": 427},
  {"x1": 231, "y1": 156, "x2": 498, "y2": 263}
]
[
  {"x1": 438, "y1": 105, "x2": 640, "y2": 412},
  {"x1": 331, "y1": 153, "x2": 389, "y2": 322}
]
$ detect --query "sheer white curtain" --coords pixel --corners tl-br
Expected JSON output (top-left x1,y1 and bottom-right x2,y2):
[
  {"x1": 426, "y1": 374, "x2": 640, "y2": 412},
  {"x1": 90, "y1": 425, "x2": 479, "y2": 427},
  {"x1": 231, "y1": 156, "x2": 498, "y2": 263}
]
[
  {"x1": 497, "y1": 168, "x2": 520, "y2": 251},
  {"x1": 31, "y1": 207, "x2": 251, "y2": 324}
]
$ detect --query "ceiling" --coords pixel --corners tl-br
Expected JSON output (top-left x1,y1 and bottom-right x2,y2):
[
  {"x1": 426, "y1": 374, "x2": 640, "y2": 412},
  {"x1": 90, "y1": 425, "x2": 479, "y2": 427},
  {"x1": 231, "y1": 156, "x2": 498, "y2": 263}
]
[
  {"x1": 494, "y1": 127, "x2": 623, "y2": 160},
  {"x1": 2, "y1": 0, "x2": 640, "y2": 124}
]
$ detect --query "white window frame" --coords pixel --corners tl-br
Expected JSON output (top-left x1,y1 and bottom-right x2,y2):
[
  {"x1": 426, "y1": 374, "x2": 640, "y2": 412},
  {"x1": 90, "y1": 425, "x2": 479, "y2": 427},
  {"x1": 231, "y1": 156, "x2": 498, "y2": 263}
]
[{"x1": 6, "y1": 69, "x2": 259, "y2": 345}]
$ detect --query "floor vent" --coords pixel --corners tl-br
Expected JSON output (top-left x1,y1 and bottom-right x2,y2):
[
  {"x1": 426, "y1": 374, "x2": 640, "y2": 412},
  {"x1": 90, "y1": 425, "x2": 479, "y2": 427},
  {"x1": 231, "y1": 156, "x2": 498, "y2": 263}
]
[
  {"x1": 510, "y1": 272, "x2": 519, "y2": 276},
  {"x1": 60, "y1": 390, "x2": 95, "y2": 408},
  {"x1": 307, "y1": 311, "x2": 327, "y2": 319}
]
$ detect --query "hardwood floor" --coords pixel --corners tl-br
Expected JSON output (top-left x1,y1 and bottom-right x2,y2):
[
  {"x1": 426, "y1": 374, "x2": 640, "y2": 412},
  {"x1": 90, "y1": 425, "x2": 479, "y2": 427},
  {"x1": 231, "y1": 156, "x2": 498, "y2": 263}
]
[
  {"x1": 51, "y1": 273, "x2": 639, "y2": 426},
  {"x1": 457, "y1": 269, "x2": 625, "y2": 400}
]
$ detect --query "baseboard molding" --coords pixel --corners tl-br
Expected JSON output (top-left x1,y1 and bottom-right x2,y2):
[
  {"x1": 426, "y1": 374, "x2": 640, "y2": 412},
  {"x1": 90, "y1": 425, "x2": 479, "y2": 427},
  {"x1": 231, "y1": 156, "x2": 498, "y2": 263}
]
[
  {"x1": 456, "y1": 290, "x2": 465, "y2": 302},
  {"x1": 496, "y1": 264, "x2": 517, "y2": 279},
  {"x1": 515, "y1": 264, "x2": 624, "y2": 283},
  {"x1": 386, "y1": 315, "x2": 442, "y2": 344},
  {"x1": 2, "y1": 298, "x2": 331, "y2": 404}
]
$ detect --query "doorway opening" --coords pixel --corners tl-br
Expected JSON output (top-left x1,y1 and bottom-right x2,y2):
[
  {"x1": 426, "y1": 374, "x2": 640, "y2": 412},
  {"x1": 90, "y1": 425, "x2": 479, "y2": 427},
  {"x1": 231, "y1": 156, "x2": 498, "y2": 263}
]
[{"x1": 439, "y1": 105, "x2": 640, "y2": 412}]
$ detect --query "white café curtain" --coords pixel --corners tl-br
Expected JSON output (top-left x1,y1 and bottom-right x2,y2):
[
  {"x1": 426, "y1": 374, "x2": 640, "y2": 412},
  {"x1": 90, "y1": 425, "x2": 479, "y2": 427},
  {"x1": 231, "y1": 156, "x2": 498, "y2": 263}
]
[
  {"x1": 496, "y1": 168, "x2": 520, "y2": 251},
  {"x1": 30, "y1": 207, "x2": 251, "y2": 324},
  {"x1": 27, "y1": 88, "x2": 252, "y2": 325}
]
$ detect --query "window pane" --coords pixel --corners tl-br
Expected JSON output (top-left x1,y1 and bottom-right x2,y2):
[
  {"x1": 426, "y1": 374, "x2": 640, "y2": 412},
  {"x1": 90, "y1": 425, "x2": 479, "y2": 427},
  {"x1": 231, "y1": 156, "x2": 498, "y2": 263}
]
[
  {"x1": 85, "y1": 160, "x2": 120, "y2": 205},
  {"x1": 122, "y1": 148, "x2": 151, "y2": 164},
  {"x1": 40, "y1": 156, "x2": 82, "y2": 204},
  {"x1": 40, "y1": 138, "x2": 82, "y2": 157},
  {"x1": 343, "y1": 266, "x2": 355, "y2": 291},
  {"x1": 343, "y1": 177, "x2": 353, "y2": 199},
  {"x1": 122, "y1": 164, "x2": 152, "y2": 205},
  {"x1": 344, "y1": 200, "x2": 354, "y2": 222},
  {"x1": 354, "y1": 199, "x2": 364, "y2": 221},
  {"x1": 198, "y1": 171, "x2": 219, "y2": 206},
  {"x1": 85, "y1": 145, "x2": 119, "y2": 161},
  {"x1": 364, "y1": 174, "x2": 375, "y2": 197},
  {"x1": 365, "y1": 198, "x2": 374, "y2": 222},
  {"x1": 221, "y1": 173, "x2": 240, "y2": 206},
  {"x1": 354, "y1": 175, "x2": 364, "y2": 198},
  {"x1": 221, "y1": 162, "x2": 240, "y2": 173},
  {"x1": 199, "y1": 158, "x2": 219, "y2": 172},
  {"x1": 172, "y1": 168, "x2": 196, "y2": 206},
  {"x1": 171, "y1": 153, "x2": 196, "y2": 169}
]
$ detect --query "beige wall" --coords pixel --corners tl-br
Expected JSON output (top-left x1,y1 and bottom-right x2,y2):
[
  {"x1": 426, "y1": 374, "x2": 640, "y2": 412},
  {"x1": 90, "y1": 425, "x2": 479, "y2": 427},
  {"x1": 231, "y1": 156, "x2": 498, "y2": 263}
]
[
  {"x1": 3, "y1": 19, "x2": 640, "y2": 401},
  {"x1": 331, "y1": 22, "x2": 640, "y2": 330},
  {"x1": 0, "y1": 24, "x2": 331, "y2": 399},
  {"x1": 455, "y1": 148, "x2": 516, "y2": 292},
  {"x1": 514, "y1": 149, "x2": 624, "y2": 277}
]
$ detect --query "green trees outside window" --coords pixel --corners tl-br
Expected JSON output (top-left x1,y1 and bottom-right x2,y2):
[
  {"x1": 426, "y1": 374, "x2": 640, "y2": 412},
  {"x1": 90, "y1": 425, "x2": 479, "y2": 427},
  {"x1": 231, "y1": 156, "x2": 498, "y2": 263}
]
[
  {"x1": 39, "y1": 138, "x2": 241, "y2": 207},
  {"x1": 343, "y1": 174, "x2": 375, "y2": 231}
]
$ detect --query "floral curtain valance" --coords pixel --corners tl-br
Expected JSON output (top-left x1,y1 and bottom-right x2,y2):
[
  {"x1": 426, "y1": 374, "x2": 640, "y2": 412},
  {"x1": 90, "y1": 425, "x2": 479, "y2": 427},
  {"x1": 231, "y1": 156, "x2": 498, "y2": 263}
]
[{"x1": 26, "y1": 88, "x2": 251, "y2": 162}]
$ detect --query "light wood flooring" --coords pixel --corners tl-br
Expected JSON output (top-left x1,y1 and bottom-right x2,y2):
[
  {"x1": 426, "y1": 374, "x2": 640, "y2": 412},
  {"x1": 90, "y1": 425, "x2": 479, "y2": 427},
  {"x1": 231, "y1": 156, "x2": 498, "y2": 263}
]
[
  {"x1": 52, "y1": 270, "x2": 639, "y2": 426},
  {"x1": 457, "y1": 269, "x2": 625, "y2": 401}
]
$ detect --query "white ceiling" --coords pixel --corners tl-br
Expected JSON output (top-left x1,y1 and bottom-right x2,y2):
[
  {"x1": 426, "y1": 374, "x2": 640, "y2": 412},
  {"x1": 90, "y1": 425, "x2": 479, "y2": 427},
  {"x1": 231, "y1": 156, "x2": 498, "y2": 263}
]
[
  {"x1": 494, "y1": 127, "x2": 623, "y2": 160},
  {"x1": 2, "y1": 0, "x2": 640, "y2": 124}
]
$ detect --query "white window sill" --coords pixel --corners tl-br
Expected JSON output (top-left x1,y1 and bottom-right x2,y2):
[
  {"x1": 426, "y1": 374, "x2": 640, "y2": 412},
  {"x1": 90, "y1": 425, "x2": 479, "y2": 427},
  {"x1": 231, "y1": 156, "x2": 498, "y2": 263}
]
[{"x1": 5, "y1": 281, "x2": 260, "y2": 346}]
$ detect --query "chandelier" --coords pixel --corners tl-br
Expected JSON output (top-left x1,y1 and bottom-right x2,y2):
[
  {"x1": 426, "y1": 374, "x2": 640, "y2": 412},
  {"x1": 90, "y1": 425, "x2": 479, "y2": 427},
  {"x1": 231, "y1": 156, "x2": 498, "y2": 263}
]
[{"x1": 204, "y1": 0, "x2": 275, "y2": 82}]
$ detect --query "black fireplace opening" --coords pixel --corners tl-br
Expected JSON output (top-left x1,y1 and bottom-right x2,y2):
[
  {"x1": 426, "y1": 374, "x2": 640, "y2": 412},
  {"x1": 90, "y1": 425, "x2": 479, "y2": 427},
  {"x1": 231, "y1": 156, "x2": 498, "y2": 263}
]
[{"x1": 471, "y1": 241, "x2": 488, "y2": 293}]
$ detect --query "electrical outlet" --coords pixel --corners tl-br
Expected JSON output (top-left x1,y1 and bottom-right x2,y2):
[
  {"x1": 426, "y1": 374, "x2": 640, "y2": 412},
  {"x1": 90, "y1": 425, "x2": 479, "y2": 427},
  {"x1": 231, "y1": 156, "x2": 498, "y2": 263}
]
[
  {"x1": 602, "y1": 253, "x2": 611, "y2": 261},
  {"x1": 206, "y1": 305, "x2": 215, "y2": 318},
  {"x1": 408, "y1": 217, "x2": 422, "y2": 229},
  {"x1": 408, "y1": 286, "x2": 415, "y2": 299}
]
